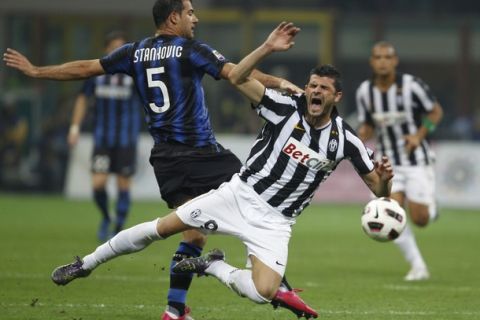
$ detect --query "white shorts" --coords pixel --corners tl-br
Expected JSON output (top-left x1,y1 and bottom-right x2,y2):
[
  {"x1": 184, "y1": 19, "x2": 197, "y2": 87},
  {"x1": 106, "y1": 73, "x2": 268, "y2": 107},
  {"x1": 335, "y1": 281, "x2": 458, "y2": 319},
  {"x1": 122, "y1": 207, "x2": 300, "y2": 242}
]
[
  {"x1": 176, "y1": 174, "x2": 296, "y2": 276},
  {"x1": 391, "y1": 165, "x2": 435, "y2": 205}
]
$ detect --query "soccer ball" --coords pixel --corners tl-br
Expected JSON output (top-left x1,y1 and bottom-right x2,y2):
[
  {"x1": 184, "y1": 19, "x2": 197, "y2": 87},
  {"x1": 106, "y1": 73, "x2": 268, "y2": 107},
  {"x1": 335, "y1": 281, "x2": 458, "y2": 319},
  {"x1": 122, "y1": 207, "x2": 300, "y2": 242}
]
[{"x1": 361, "y1": 197, "x2": 407, "y2": 242}]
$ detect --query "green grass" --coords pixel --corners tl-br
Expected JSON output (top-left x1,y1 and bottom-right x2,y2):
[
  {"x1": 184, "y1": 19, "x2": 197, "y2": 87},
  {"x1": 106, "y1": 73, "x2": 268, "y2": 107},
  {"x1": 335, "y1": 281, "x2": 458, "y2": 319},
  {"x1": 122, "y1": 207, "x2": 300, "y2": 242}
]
[{"x1": 0, "y1": 194, "x2": 479, "y2": 320}]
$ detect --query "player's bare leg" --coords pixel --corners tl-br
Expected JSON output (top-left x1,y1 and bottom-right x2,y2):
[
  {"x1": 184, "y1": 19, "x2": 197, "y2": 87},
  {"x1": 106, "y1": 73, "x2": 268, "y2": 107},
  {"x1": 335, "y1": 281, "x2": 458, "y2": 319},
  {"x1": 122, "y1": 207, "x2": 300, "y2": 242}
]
[
  {"x1": 174, "y1": 251, "x2": 279, "y2": 303},
  {"x1": 173, "y1": 253, "x2": 318, "y2": 318},
  {"x1": 51, "y1": 212, "x2": 190, "y2": 285}
]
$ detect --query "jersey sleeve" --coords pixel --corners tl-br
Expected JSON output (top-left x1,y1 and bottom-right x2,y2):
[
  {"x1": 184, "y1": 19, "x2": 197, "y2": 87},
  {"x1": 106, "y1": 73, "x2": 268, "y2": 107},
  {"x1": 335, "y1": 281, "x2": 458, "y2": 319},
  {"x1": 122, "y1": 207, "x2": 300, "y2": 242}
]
[
  {"x1": 411, "y1": 76, "x2": 437, "y2": 112},
  {"x1": 80, "y1": 78, "x2": 95, "y2": 97},
  {"x1": 343, "y1": 124, "x2": 375, "y2": 174},
  {"x1": 254, "y1": 89, "x2": 298, "y2": 125},
  {"x1": 100, "y1": 43, "x2": 136, "y2": 75},
  {"x1": 189, "y1": 41, "x2": 228, "y2": 80}
]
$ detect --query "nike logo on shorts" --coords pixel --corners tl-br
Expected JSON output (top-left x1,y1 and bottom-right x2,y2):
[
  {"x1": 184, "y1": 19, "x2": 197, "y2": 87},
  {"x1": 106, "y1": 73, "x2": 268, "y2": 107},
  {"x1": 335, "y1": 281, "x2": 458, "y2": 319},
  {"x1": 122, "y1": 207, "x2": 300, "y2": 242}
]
[{"x1": 276, "y1": 261, "x2": 285, "y2": 266}]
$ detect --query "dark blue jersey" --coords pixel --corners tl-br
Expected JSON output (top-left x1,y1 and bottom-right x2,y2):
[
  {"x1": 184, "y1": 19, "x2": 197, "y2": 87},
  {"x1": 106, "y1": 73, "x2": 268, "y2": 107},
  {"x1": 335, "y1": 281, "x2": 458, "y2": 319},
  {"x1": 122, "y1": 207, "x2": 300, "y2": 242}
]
[
  {"x1": 81, "y1": 74, "x2": 141, "y2": 148},
  {"x1": 99, "y1": 35, "x2": 227, "y2": 147}
]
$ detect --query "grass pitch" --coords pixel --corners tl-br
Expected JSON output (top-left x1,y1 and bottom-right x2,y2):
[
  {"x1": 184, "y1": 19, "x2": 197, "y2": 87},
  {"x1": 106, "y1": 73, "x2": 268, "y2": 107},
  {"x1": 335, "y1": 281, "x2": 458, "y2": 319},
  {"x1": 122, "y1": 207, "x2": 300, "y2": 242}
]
[{"x1": 1, "y1": 194, "x2": 479, "y2": 320}]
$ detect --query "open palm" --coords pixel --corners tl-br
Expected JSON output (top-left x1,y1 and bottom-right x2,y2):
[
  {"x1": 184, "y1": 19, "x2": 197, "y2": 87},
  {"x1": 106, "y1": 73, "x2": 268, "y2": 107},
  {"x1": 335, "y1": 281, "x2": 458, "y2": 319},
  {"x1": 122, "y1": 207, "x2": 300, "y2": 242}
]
[
  {"x1": 3, "y1": 48, "x2": 36, "y2": 76},
  {"x1": 265, "y1": 22, "x2": 301, "y2": 52}
]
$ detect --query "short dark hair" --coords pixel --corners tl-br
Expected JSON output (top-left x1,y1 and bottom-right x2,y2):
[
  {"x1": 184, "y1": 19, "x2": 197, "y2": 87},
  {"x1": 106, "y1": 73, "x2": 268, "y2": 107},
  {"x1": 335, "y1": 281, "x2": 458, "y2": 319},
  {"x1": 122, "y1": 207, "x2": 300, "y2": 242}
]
[
  {"x1": 309, "y1": 64, "x2": 343, "y2": 92},
  {"x1": 104, "y1": 30, "x2": 127, "y2": 47},
  {"x1": 371, "y1": 40, "x2": 397, "y2": 56},
  {"x1": 152, "y1": 0, "x2": 187, "y2": 28}
]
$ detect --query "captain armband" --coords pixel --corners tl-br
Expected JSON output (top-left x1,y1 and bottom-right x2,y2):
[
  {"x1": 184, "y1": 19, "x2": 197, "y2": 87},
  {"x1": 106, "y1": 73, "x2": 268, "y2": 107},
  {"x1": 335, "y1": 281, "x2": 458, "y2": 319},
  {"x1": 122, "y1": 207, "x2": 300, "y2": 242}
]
[{"x1": 422, "y1": 118, "x2": 437, "y2": 133}]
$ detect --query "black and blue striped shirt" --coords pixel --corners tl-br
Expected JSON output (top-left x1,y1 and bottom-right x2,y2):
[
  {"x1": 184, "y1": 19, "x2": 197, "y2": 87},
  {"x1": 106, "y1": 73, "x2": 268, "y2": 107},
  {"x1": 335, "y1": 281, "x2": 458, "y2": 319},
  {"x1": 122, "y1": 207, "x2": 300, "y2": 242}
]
[
  {"x1": 100, "y1": 35, "x2": 227, "y2": 147},
  {"x1": 81, "y1": 74, "x2": 141, "y2": 148}
]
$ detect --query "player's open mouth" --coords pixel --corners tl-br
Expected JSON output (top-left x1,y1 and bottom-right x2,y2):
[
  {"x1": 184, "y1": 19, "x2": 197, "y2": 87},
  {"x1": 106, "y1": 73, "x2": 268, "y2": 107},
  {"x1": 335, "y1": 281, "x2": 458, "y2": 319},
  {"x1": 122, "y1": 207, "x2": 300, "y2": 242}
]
[{"x1": 310, "y1": 97, "x2": 322, "y2": 108}]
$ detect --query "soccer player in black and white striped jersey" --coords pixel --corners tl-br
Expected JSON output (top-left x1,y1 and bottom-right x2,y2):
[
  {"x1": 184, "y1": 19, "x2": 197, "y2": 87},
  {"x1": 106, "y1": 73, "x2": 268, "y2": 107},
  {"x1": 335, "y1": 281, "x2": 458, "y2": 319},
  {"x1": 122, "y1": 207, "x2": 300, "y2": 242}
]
[
  {"x1": 5, "y1": 2, "x2": 317, "y2": 318},
  {"x1": 48, "y1": 22, "x2": 394, "y2": 313},
  {"x1": 356, "y1": 41, "x2": 443, "y2": 281}
]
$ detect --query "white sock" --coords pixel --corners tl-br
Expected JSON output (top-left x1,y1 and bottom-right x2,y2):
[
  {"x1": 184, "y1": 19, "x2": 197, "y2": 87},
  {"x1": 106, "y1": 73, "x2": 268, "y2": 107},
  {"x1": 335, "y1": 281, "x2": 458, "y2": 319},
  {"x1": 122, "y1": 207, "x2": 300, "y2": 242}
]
[
  {"x1": 82, "y1": 218, "x2": 162, "y2": 270},
  {"x1": 206, "y1": 261, "x2": 270, "y2": 304},
  {"x1": 394, "y1": 224, "x2": 426, "y2": 269}
]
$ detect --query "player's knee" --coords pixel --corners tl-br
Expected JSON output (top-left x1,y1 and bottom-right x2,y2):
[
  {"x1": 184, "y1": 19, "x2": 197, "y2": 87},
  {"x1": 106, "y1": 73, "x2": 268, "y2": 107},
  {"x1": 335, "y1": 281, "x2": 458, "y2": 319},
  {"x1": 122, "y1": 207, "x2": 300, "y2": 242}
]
[
  {"x1": 253, "y1": 281, "x2": 277, "y2": 301},
  {"x1": 182, "y1": 230, "x2": 207, "y2": 247},
  {"x1": 409, "y1": 203, "x2": 430, "y2": 227},
  {"x1": 228, "y1": 269, "x2": 271, "y2": 304},
  {"x1": 411, "y1": 212, "x2": 429, "y2": 227}
]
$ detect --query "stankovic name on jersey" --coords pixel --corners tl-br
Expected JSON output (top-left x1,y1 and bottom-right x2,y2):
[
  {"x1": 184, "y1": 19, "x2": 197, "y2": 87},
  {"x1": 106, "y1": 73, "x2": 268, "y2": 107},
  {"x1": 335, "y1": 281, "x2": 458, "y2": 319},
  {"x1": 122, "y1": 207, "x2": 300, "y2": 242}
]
[{"x1": 134, "y1": 45, "x2": 183, "y2": 63}]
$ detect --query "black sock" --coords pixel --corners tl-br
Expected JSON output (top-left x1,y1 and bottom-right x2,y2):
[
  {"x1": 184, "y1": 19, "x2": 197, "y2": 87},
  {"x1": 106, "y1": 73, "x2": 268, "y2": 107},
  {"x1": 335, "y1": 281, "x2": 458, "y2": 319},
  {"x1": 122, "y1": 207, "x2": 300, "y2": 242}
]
[
  {"x1": 281, "y1": 275, "x2": 293, "y2": 290},
  {"x1": 167, "y1": 241, "x2": 203, "y2": 315},
  {"x1": 115, "y1": 190, "x2": 130, "y2": 233},
  {"x1": 93, "y1": 189, "x2": 109, "y2": 221}
]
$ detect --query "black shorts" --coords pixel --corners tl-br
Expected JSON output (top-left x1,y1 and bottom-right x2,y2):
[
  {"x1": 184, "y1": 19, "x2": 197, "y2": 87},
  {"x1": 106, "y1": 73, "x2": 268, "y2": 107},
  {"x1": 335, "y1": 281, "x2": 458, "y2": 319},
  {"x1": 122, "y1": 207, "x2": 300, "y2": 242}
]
[
  {"x1": 150, "y1": 142, "x2": 242, "y2": 209},
  {"x1": 91, "y1": 146, "x2": 137, "y2": 177}
]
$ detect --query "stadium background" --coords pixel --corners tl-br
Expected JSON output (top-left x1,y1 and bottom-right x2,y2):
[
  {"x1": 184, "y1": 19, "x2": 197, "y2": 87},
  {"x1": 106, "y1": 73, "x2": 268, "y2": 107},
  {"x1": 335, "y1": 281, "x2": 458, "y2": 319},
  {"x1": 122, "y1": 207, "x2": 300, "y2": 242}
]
[
  {"x1": 1, "y1": 2, "x2": 480, "y2": 320},
  {"x1": 1, "y1": 0, "x2": 480, "y2": 207}
]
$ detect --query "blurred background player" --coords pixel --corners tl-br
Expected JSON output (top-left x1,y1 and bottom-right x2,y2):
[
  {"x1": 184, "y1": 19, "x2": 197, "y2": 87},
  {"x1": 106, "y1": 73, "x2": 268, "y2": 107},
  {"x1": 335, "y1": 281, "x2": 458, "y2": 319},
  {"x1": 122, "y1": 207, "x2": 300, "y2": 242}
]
[
  {"x1": 3, "y1": 1, "x2": 318, "y2": 318},
  {"x1": 355, "y1": 41, "x2": 443, "y2": 281},
  {"x1": 67, "y1": 31, "x2": 142, "y2": 241}
]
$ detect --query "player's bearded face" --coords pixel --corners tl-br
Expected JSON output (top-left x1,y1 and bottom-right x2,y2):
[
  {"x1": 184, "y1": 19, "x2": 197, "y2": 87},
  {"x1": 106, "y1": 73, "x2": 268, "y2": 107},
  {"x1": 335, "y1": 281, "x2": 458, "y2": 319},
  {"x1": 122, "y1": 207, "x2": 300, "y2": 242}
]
[{"x1": 305, "y1": 75, "x2": 341, "y2": 118}]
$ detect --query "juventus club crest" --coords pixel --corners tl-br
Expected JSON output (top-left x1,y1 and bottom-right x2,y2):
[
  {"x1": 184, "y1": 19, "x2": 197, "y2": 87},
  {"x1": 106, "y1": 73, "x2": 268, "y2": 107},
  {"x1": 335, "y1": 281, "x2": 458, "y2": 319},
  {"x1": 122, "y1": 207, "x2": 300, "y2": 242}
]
[{"x1": 328, "y1": 139, "x2": 338, "y2": 152}]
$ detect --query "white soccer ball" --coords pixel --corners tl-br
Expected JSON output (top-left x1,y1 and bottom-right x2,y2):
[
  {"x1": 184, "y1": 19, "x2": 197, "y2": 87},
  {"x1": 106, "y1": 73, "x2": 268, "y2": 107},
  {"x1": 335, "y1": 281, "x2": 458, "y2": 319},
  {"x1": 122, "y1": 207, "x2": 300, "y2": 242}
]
[{"x1": 361, "y1": 197, "x2": 407, "y2": 242}]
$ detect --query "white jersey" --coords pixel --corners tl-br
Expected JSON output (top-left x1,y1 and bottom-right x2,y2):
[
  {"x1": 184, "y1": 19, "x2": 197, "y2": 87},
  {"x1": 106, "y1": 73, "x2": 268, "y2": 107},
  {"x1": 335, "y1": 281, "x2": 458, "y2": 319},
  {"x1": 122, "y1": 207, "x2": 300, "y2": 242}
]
[
  {"x1": 356, "y1": 73, "x2": 437, "y2": 166},
  {"x1": 239, "y1": 89, "x2": 375, "y2": 217}
]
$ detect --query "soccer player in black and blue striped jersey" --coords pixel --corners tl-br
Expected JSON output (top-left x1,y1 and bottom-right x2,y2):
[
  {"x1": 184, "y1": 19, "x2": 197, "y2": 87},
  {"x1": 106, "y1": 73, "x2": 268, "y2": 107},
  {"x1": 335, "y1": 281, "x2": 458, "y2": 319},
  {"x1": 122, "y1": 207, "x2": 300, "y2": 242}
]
[
  {"x1": 68, "y1": 31, "x2": 142, "y2": 242},
  {"x1": 47, "y1": 22, "x2": 394, "y2": 318},
  {"x1": 4, "y1": 1, "x2": 317, "y2": 319}
]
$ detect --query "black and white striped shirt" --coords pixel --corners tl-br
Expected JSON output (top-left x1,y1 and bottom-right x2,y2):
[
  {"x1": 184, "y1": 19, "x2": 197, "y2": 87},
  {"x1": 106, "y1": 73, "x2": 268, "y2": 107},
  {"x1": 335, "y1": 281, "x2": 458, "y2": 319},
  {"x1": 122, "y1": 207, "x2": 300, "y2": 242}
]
[
  {"x1": 356, "y1": 73, "x2": 437, "y2": 166},
  {"x1": 239, "y1": 89, "x2": 375, "y2": 217}
]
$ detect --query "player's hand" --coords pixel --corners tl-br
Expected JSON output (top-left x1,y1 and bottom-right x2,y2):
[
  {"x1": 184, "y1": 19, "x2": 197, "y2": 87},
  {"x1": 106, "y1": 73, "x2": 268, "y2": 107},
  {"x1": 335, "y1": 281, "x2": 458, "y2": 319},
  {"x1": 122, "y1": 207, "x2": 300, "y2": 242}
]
[
  {"x1": 279, "y1": 79, "x2": 304, "y2": 94},
  {"x1": 67, "y1": 125, "x2": 80, "y2": 147},
  {"x1": 264, "y1": 22, "x2": 300, "y2": 53},
  {"x1": 374, "y1": 156, "x2": 394, "y2": 182},
  {"x1": 3, "y1": 48, "x2": 38, "y2": 77},
  {"x1": 68, "y1": 132, "x2": 79, "y2": 147},
  {"x1": 404, "y1": 134, "x2": 421, "y2": 154}
]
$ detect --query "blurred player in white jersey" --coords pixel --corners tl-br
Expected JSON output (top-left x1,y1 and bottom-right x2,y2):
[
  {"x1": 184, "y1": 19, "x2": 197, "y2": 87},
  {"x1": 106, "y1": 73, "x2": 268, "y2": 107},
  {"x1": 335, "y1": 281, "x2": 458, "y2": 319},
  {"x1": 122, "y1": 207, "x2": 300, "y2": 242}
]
[{"x1": 356, "y1": 41, "x2": 443, "y2": 281}]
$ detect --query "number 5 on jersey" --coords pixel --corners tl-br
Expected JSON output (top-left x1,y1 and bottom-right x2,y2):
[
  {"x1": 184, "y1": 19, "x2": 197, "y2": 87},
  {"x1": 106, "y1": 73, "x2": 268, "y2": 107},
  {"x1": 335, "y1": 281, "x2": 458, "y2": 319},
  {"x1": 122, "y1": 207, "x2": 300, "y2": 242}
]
[{"x1": 147, "y1": 67, "x2": 170, "y2": 113}]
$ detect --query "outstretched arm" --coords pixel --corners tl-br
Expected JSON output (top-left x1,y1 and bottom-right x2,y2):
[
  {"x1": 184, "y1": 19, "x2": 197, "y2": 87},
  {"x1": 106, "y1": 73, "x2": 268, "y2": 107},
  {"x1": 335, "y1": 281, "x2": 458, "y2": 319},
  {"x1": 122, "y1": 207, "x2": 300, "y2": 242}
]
[
  {"x1": 361, "y1": 156, "x2": 394, "y2": 197},
  {"x1": 220, "y1": 63, "x2": 303, "y2": 94},
  {"x1": 228, "y1": 22, "x2": 301, "y2": 104},
  {"x1": 3, "y1": 48, "x2": 104, "y2": 80}
]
